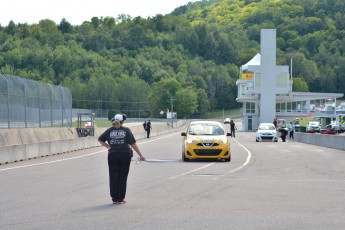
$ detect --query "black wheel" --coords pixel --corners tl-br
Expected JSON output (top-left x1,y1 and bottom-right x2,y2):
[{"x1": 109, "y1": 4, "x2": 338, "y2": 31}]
[
  {"x1": 182, "y1": 152, "x2": 189, "y2": 162},
  {"x1": 225, "y1": 155, "x2": 231, "y2": 162}
]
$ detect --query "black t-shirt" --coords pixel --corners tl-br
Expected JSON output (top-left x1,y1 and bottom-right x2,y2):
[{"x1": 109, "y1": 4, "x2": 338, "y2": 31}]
[{"x1": 98, "y1": 126, "x2": 136, "y2": 153}]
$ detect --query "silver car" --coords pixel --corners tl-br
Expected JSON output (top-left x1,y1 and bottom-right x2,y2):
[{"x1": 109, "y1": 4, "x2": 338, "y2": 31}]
[{"x1": 256, "y1": 123, "x2": 278, "y2": 142}]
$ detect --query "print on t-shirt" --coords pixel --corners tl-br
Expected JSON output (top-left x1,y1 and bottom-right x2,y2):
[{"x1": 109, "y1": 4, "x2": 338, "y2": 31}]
[{"x1": 109, "y1": 130, "x2": 126, "y2": 145}]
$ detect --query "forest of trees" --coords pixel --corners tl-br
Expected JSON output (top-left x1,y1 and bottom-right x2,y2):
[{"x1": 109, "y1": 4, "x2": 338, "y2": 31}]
[{"x1": 1, "y1": 0, "x2": 345, "y2": 118}]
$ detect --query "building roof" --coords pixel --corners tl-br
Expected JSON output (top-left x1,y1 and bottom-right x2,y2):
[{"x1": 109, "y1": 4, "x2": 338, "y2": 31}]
[
  {"x1": 240, "y1": 53, "x2": 261, "y2": 71},
  {"x1": 289, "y1": 92, "x2": 343, "y2": 101}
]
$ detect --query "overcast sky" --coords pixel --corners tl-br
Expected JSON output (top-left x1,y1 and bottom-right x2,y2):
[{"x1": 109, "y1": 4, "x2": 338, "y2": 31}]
[{"x1": 1, "y1": 0, "x2": 198, "y2": 26}]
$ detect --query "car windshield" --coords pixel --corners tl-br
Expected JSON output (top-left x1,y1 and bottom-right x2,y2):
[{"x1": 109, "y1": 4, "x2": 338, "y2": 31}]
[
  {"x1": 188, "y1": 124, "x2": 224, "y2": 135},
  {"x1": 258, "y1": 124, "x2": 275, "y2": 130}
]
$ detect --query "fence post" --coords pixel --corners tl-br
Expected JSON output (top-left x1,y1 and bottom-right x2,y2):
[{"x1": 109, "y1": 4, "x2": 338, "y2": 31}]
[
  {"x1": 3, "y1": 75, "x2": 10, "y2": 128},
  {"x1": 19, "y1": 78, "x2": 27, "y2": 128},
  {"x1": 48, "y1": 84, "x2": 53, "y2": 127}
]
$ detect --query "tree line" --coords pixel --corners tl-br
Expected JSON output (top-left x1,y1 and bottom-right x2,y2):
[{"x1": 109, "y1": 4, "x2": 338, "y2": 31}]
[{"x1": 0, "y1": 0, "x2": 344, "y2": 118}]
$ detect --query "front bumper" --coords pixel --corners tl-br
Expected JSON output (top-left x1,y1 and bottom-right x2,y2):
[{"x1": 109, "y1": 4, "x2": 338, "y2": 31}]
[
  {"x1": 183, "y1": 143, "x2": 230, "y2": 159},
  {"x1": 256, "y1": 134, "x2": 278, "y2": 142}
]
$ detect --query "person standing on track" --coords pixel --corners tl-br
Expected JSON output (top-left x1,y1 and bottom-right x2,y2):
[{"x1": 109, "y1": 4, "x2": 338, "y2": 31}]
[
  {"x1": 273, "y1": 118, "x2": 277, "y2": 128},
  {"x1": 98, "y1": 114, "x2": 146, "y2": 204},
  {"x1": 143, "y1": 121, "x2": 147, "y2": 132},
  {"x1": 146, "y1": 120, "x2": 152, "y2": 138},
  {"x1": 289, "y1": 121, "x2": 295, "y2": 141},
  {"x1": 230, "y1": 120, "x2": 237, "y2": 137}
]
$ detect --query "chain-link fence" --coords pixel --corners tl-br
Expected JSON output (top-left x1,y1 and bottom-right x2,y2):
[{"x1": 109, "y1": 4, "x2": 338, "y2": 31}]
[
  {"x1": 72, "y1": 100, "x2": 151, "y2": 120},
  {"x1": 0, "y1": 74, "x2": 72, "y2": 128}
]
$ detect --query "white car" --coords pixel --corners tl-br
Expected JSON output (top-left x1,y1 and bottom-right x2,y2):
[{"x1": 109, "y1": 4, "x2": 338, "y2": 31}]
[
  {"x1": 306, "y1": 121, "x2": 320, "y2": 133},
  {"x1": 256, "y1": 123, "x2": 278, "y2": 142}
]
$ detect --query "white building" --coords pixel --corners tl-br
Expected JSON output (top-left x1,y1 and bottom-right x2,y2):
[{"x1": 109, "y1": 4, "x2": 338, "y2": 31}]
[{"x1": 236, "y1": 29, "x2": 344, "y2": 131}]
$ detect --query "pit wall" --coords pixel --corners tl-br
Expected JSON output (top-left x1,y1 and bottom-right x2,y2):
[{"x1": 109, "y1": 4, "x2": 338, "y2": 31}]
[
  {"x1": 0, "y1": 121, "x2": 188, "y2": 164},
  {"x1": 295, "y1": 132, "x2": 345, "y2": 150}
]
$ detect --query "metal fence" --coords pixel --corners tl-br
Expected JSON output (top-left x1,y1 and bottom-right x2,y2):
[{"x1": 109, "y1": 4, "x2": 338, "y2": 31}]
[
  {"x1": 0, "y1": 74, "x2": 72, "y2": 128},
  {"x1": 72, "y1": 100, "x2": 152, "y2": 120}
]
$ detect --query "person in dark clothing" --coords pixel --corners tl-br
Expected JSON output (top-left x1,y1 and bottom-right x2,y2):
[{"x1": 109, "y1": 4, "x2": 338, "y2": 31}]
[
  {"x1": 273, "y1": 119, "x2": 277, "y2": 128},
  {"x1": 98, "y1": 114, "x2": 145, "y2": 204},
  {"x1": 279, "y1": 127, "x2": 288, "y2": 142},
  {"x1": 143, "y1": 121, "x2": 147, "y2": 131},
  {"x1": 230, "y1": 120, "x2": 237, "y2": 137},
  {"x1": 146, "y1": 120, "x2": 152, "y2": 138}
]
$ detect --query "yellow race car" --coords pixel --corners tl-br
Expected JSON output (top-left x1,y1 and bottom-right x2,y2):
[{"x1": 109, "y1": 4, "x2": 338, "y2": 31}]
[{"x1": 181, "y1": 121, "x2": 232, "y2": 162}]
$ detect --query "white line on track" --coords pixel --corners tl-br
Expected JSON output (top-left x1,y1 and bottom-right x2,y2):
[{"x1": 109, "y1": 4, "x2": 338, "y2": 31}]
[
  {"x1": 0, "y1": 133, "x2": 252, "y2": 175},
  {"x1": 0, "y1": 150, "x2": 105, "y2": 172},
  {"x1": 0, "y1": 133, "x2": 178, "y2": 172},
  {"x1": 214, "y1": 138, "x2": 252, "y2": 179},
  {"x1": 168, "y1": 163, "x2": 215, "y2": 179}
]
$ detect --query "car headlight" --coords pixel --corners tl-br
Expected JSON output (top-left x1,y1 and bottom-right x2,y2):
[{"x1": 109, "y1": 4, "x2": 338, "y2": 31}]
[
  {"x1": 219, "y1": 137, "x2": 228, "y2": 144},
  {"x1": 186, "y1": 137, "x2": 196, "y2": 144}
]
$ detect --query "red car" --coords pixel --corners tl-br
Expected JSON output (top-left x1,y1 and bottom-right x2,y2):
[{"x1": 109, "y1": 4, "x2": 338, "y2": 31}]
[
  {"x1": 320, "y1": 127, "x2": 336, "y2": 135},
  {"x1": 307, "y1": 129, "x2": 317, "y2": 133}
]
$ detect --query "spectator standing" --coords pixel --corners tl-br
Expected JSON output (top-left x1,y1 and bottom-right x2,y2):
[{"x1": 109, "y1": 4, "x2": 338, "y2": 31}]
[
  {"x1": 143, "y1": 121, "x2": 147, "y2": 131},
  {"x1": 273, "y1": 119, "x2": 277, "y2": 127},
  {"x1": 98, "y1": 114, "x2": 146, "y2": 204},
  {"x1": 146, "y1": 120, "x2": 152, "y2": 138},
  {"x1": 289, "y1": 121, "x2": 295, "y2": 141},
  {"x1": 230, "y1": 120, "x2": 237, "y2": 137}
]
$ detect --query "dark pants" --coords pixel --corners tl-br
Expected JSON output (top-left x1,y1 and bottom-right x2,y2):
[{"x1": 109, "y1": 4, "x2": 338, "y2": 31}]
[
  {"x1": 146, "y1": 129, "x2": 151, "y2": 138},
  {"x1": 280, "y1": 129, "x2": 288, "y2": 142},
  {"x1": 289, "y1": 130, "x2": 294, "y2": 140},
  {"x1": 231, "y1": 129, "x2": 236, "y2": 137},
  {"x1": 108, "y1": 152, "x2": 131, "y2": 202}
]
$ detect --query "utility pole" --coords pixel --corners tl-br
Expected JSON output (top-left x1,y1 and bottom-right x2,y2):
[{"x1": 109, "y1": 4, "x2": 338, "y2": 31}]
[{"x1": 170, "y1": 98, "x2": 174, "y2": 128}]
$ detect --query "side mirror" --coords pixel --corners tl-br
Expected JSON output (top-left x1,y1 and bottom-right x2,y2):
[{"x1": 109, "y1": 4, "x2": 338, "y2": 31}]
[
  {"x1": 226, "y1": 132, "x2": 232, "y2": 137},
  {"x1": 181, "y1": 132, "x2": 187, "y2": 136}
]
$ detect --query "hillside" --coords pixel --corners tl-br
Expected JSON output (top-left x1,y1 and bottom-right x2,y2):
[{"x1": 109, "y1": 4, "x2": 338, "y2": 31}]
[{"x1": 0, "y1": 0, "x2": 344, "y2": 118}]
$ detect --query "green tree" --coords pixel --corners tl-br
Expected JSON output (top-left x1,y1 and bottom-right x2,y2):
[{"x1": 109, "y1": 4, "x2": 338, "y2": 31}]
[
  {"x1": 58, "y1": 18, "x2": 73, "y2": 34},
  {"x1": 174, "y1": 87, "x2": 198, "y2": 118},
  {"x1": 196, "y1": 89, "x2": 211, "y2": 117},
  {"x1": 116, "y1": 77, "x2": 151, "y2": 117},
  {"x1": 37, "y1": 19, "x2": 63, "y2": 46},
  {"x1": 5, "y1": 20, "x2": 16, "y2": 36},
  {"x1": 292, "y1": 77, "x2": 309, "y2": 92},
  {"x1": 149, "y1": 78, "x2": 182, "y2": 117},
  {"x1": 319, "y1": 64, "x2": 336, "y2": 93}
]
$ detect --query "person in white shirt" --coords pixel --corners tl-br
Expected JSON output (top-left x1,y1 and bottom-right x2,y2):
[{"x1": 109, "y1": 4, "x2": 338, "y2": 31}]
[{"x1": 289, "y1": 122, "x2": 295, "y2": 141}]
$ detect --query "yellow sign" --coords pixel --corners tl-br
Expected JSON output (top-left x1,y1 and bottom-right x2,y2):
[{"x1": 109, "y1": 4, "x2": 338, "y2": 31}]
[
  {"x1": 339, "y1": 115, "x2": 345, "y2": 124},
  {"x1": 241, "y1": 73, "x2": 253, "y2": 79}
]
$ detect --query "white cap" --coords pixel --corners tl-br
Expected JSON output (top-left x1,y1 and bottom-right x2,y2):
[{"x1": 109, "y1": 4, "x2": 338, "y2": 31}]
[{"x1": 114, "y1": 114, "x2": 123, "y2": 121}]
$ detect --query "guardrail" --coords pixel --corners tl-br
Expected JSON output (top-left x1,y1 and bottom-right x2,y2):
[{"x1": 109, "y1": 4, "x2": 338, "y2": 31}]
[
  {"x1": 295, "y1": 132, "x2": 345, "y2": 150},
  {"x1": 0, "y1": 121, "x2": 189, "y2": 165}
]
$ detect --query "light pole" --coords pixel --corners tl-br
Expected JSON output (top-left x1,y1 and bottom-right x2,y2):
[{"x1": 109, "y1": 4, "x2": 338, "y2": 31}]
[{"x1": 170, "y1": 98, "x2": 174, "y2": 128}]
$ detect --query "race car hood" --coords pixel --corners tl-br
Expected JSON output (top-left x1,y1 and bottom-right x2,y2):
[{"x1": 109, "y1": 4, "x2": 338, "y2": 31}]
[
  {"x1": 257, "y1": 130, "x2": 277, "y2": 135},
  {"x1": 187, "y1": 135, "x2": 228, "y2": 145}
]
